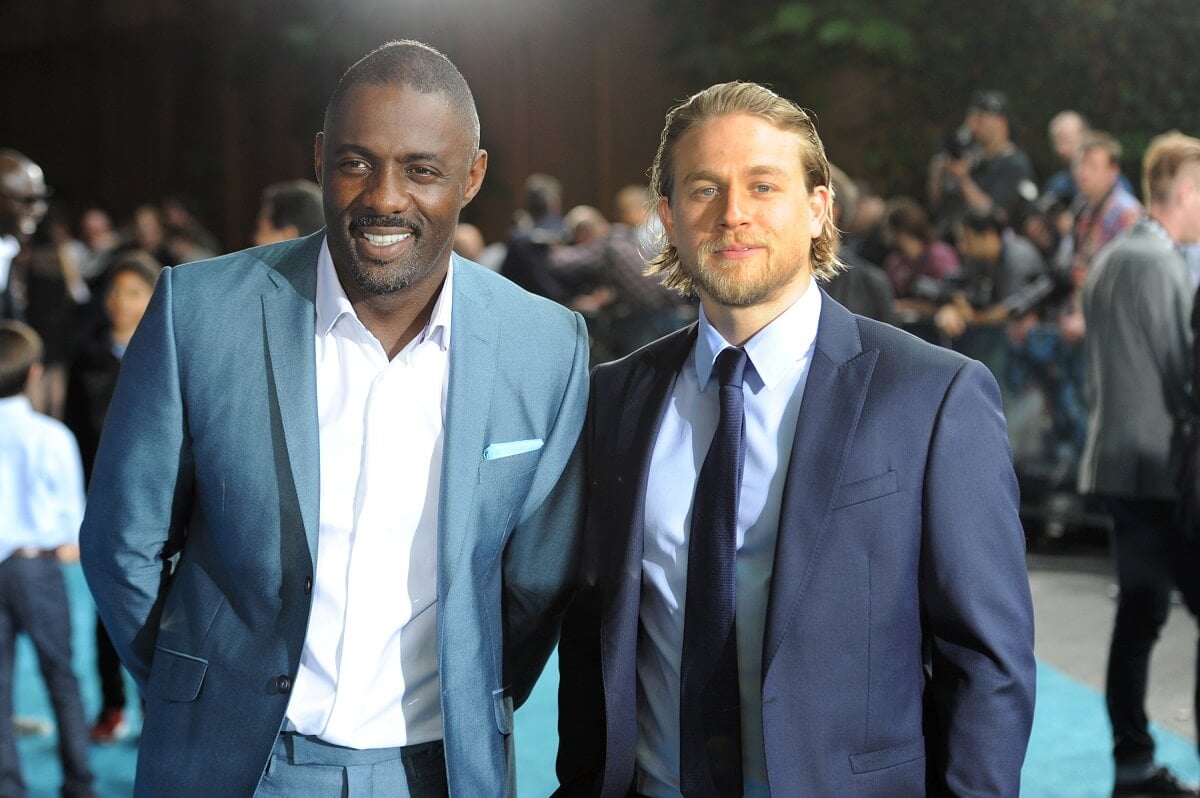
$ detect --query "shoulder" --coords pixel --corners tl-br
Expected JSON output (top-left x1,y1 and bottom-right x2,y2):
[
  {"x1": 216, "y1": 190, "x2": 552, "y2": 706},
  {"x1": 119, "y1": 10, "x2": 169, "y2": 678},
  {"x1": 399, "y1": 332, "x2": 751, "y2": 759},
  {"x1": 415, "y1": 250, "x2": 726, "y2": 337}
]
[
  {"x1": 167, "y1": 232, "x2": 322, "y2": 298},
  {"x1": 452, "y1": 255, "x2": 585, "y2": 365},
  {"x1": 592, "y1": 323, "x2": 695, "y2": 392}
]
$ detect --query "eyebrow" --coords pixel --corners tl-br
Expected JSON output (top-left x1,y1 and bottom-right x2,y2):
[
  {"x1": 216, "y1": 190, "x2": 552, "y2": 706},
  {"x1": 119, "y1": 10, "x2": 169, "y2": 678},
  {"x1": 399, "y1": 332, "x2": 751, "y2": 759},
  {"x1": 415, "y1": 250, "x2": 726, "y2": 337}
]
[
  {"x1": 331, "y1": 143, "x2": 447, "y2": 165},
  {"x1": 681, "y1": 165, "x2": 789, "y2": 183}
]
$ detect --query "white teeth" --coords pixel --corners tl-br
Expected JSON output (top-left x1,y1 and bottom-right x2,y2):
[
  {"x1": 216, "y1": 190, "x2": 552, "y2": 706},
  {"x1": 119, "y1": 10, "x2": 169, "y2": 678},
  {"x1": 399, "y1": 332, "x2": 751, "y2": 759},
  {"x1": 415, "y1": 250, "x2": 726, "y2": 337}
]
[{"x1": 362, "y1": 231, "x2": 411, "y2": 246}]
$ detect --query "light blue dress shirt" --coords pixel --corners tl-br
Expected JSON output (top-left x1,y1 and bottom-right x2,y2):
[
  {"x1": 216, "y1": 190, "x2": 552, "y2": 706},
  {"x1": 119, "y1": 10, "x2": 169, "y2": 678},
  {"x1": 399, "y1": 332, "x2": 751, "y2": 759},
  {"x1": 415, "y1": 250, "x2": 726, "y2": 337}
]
[
  {"x1": 0, "y1": 395, "x2": 86, "y2": 562},
  {"x1": 636, "y1": 283, "x2": 822, "y2": 797}
]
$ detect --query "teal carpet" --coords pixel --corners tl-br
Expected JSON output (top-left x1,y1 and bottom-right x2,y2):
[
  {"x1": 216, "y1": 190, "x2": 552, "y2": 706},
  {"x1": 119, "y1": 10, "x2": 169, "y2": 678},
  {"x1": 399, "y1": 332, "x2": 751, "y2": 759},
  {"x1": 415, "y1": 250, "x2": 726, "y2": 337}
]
[{"x1": 10, "y1": 566, "x2": 1197, "y2": 796}]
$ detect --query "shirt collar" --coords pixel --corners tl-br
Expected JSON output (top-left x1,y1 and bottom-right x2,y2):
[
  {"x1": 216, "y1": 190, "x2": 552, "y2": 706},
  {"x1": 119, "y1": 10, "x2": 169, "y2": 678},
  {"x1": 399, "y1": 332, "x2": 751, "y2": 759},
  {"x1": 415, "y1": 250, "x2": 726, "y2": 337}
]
[
  {"x1": 694, "y1": 279, "x2": 822, "y2": 392},
  {"x1": 0, "y1": 395, "x2": 31, "y2": 417},
  {"x1": 314, "y1": 236, "x2": 454, "y2": 352}
]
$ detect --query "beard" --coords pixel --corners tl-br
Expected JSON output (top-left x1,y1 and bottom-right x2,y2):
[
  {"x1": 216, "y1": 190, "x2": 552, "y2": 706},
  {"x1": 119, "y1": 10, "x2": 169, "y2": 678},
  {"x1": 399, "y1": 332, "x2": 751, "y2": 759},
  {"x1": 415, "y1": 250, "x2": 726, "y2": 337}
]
[
  {"x1": 682, "y1": 237, "x2": 808, "y2": 307},
  {"x1": 332, "y1": 214, "x2": 433, "y2": 296}
]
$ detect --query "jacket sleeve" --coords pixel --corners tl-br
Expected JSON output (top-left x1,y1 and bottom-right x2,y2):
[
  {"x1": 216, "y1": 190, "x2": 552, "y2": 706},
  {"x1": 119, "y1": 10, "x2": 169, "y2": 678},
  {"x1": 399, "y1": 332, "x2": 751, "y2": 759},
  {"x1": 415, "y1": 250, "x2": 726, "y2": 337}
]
[
  {"x1": 501, "y1": 311, "x2": 590, "y2": 708},
  {"x1": 79, "y1": 267, "x2": 193, "y2": 689},
  {"x1": 920, "y1": 358, "x2": 1037, "y2": 795}
]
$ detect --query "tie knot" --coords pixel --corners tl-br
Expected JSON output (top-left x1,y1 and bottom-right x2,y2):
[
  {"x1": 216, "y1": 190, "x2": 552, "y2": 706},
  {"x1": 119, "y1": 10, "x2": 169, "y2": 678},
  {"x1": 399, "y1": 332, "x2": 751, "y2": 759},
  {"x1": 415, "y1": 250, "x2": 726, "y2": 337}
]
[{"x1": 714, "y1": 347, "x2": 748, "y2": 388}]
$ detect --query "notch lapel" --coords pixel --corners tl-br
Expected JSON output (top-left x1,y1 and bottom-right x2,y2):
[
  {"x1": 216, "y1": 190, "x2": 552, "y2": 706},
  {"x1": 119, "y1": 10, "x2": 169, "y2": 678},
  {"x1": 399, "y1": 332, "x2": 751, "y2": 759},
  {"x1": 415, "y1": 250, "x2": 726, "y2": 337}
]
[
  {"x1": 261, "y1": 243, "x2": 321, "y2": 568},
  {"x1": 762, "y1": 296, "x2": 877, "y2": 676},
  {"x1": 438, "y1": 261, "x2": 499, "y2": 596}
]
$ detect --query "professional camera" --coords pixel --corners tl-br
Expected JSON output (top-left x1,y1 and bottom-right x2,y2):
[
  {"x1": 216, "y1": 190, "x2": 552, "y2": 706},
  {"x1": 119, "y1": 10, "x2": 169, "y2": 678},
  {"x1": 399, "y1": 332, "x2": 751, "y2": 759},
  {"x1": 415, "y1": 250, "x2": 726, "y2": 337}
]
[{"x1": 940, "y1": 126, "x2": 975, "y2": 160}]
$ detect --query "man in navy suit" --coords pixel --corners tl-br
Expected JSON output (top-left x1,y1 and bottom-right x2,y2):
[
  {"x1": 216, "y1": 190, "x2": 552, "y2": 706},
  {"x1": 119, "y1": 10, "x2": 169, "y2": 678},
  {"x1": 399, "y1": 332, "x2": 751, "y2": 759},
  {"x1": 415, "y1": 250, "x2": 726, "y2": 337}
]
[{"x1": 556, "y1": 81, "x2": 1036, "y2": 797}]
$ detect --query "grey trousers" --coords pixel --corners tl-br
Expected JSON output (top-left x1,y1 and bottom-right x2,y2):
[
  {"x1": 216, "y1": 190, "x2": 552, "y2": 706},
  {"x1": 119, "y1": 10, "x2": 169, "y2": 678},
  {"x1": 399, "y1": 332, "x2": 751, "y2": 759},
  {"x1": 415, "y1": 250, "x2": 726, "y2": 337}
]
[{"x1": 254, "y1": 733, "x2": 448, "y2": 798}]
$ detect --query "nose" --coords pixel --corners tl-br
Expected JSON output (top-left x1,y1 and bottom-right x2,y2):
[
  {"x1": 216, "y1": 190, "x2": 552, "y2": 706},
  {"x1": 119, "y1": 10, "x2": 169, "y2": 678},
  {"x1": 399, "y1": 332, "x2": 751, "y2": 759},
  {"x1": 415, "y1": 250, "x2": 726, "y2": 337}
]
[
  {"x1": 718, "y1": 190, "x2": 751, "y2": 229},
  {"x1": 363, "y1": 163, "x2": 411, "y2": 215}
]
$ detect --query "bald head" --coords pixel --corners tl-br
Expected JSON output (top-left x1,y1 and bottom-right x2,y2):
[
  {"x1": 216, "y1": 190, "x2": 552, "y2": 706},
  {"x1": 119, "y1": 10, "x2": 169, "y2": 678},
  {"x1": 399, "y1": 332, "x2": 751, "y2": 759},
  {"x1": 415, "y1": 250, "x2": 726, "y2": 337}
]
[
  {"x1": 0, "y1": 149, "x2": 48, "y2": 240},
  {"x1": 1049, "y1": 111, "x2": 1088, "y2": 165}
]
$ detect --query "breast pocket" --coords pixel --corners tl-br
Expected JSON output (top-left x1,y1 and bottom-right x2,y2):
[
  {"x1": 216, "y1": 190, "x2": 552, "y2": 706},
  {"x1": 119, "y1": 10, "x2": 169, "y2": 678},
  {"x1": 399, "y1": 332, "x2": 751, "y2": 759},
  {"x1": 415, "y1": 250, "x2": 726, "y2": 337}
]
[
  {"x1": 478, "y1": 448, "x2": 542, "y2": 484},
  {"x1": 832, "y1": 469, "x2": 898, "y2": 510}
]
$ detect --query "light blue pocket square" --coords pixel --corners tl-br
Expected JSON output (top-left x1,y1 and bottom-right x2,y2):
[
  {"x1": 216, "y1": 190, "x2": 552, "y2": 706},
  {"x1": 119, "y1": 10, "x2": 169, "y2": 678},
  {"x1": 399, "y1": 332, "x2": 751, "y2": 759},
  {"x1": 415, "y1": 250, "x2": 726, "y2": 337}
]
[{"x1": 482, "y1": 438, "x2": 544, "y2": 461}]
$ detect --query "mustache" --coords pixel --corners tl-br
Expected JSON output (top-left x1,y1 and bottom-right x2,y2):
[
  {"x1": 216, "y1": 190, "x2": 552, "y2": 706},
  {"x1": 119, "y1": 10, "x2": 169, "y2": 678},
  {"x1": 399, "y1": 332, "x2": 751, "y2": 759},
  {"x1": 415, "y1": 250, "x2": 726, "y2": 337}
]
[
  {"x1": 699, "y1": 237, "x2": 767, "y2": 255},
  {"x1": 352, "y1": 215, "x2": 421, "y2": 236}
]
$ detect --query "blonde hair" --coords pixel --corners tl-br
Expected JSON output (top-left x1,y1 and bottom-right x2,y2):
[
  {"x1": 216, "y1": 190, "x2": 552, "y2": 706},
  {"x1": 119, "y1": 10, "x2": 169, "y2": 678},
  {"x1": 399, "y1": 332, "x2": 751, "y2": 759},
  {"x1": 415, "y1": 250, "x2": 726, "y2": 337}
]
[
  {"x1": 646, "y1": 82, "x2": 843, "y2": 294},
  {"x1": 1143, "y1": 131, "x2": 1200, "y2": 206}
]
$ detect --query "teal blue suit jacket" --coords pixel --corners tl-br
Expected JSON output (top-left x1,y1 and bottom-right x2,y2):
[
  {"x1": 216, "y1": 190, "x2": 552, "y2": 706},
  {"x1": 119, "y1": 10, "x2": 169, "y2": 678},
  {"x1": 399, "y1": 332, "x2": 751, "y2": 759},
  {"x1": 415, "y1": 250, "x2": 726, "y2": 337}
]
[{"x1": 80, "y1": 231, "x2": 589, "y2": 796}]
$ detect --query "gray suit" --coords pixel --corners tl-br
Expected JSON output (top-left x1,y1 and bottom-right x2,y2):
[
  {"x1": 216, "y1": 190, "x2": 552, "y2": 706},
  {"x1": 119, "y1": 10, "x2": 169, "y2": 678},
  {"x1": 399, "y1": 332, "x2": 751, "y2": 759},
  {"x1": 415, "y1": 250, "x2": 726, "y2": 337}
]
[
  {"x1": 1079, "y1": 218, "x2": 1193, "y2": 499},
  {"x1": 80, "y1": 231, "x2": 589, "y2": 796}
]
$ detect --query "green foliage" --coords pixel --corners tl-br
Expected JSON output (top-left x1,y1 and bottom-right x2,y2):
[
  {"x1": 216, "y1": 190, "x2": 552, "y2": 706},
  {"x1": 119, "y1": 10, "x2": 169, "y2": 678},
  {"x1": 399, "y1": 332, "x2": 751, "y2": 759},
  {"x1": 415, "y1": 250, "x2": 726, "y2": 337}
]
[{"x1": 655, "y1": 0, "x2": 1200, "y2": 197}]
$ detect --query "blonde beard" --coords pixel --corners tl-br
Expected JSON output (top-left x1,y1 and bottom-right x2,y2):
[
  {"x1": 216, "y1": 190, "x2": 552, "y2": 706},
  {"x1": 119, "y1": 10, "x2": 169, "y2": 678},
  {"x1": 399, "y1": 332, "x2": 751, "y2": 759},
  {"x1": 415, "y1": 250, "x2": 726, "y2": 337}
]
[{"x1": 684, "y1": 246, "x2": 808, "y2": 308}]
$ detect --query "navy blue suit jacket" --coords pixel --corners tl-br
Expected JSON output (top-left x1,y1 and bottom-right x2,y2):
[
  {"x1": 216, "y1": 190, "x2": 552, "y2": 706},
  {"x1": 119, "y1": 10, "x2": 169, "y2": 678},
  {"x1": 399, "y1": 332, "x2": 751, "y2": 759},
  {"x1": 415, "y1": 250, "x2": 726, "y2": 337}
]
[{"x1": 556, "y1": 291, "x2": 1035, "y2": 796}]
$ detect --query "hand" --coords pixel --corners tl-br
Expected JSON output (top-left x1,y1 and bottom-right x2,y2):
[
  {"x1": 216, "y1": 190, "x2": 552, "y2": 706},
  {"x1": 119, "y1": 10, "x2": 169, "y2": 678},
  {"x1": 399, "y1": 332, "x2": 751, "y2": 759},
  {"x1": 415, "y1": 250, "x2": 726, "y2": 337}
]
[
  {"x1": 946, "y1": 155, "x2": 972, "y2": 180},
  {"x1": 934, "y1": 304, "x2": 968, "y2": 339},
  {"x1": 55, "y1": 544, "x2": 80, "y2": 564},
  {"x1": 1058, "y1": 309, "x2": 1086, "y2": 344}
]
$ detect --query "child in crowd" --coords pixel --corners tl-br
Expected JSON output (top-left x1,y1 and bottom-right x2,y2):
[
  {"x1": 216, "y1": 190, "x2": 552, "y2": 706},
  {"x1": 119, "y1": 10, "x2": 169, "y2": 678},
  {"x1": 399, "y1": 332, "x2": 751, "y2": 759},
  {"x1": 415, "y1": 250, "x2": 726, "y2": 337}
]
[
  {"x1": 0, "y1": 320, "x2": 95, "y2": 797},
  {"x1": 64, "y1": 252, "x2": 159, "y2": 743}
]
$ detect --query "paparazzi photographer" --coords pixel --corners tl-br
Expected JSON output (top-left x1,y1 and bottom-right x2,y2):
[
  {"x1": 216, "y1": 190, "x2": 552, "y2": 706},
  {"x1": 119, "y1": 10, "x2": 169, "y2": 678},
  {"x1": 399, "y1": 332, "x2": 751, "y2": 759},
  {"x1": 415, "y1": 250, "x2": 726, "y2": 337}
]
[
  {"x1": 929, "y1": 91, "x2": 1037, "y2": 238},
  {"x1": 931, "y1": 208, "x2": 1047, "y2": 340}
]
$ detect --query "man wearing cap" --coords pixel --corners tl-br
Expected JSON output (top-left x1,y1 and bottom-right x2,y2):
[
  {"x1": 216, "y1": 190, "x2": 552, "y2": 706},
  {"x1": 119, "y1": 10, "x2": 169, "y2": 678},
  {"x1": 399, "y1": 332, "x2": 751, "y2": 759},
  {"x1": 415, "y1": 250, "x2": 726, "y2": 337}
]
[{"x1": 931, "y1": 90, "x2": 1036, "y2": 232}]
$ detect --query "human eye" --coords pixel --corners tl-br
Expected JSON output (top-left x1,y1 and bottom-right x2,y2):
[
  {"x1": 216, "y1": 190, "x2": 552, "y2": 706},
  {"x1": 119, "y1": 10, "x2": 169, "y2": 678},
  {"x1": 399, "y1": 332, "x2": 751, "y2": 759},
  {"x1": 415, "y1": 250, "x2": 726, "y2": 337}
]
[
  {"x1": 693, "y1": 185, "x2": 719, "y2": 199},
  {"x1": 752, "y1": 183, "x2": 775, "y2": 193},
  {"x1": 407, "y1": 164, "x2": 444, "y2": 182},
  {"x1": 338, "y1": 158, "x2": 370, "y2": 175}
]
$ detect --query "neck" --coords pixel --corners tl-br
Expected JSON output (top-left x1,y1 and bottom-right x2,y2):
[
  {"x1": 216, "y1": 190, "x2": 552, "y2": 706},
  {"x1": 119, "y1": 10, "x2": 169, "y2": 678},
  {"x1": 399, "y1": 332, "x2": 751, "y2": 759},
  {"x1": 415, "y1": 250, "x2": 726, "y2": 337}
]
[
  {"x1": 1150, "y1": 207, "x2": 1186, "y2": 244},
  {"x1": 700, "y1": 273, "x2": 811, "y2": 347},
  {"x1": 980, "y1": 139, "x2": 1012, "y2": 158},
  {"x1": 111, "y1": 327, "x2": 135, "y2": 347},
  {"x1": 343, "y1": 261, "x2": 449, "y2": 360}
]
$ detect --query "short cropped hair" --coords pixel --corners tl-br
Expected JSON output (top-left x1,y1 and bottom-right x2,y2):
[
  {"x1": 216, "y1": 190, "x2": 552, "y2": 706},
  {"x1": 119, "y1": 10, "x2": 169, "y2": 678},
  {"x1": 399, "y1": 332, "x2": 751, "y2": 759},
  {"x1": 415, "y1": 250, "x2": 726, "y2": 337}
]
[
  {"x1": 646, "y1": 81, "x2": 842, "y2": 292},
  {"x1": 1142, "y1": 131, "x2": 1200, "y2": 206},
  {"x1": 325, "y1": 40, "x2": 480, "y2": 151},
  {"x1": 883, "y1": 197, "x2": 936, "y2": 245},
  {"x1": 0, "y1": 320, "x2": 43, "y2": 398},
  {"x1": 261, "y1": 180, "x2": 324, "y2": 237},
  {"x1": 1078, "y1": 131, "x2": 1122, "y2": 166},
  {"x1": 108, "y1": 251, "x2": 162, "y2": 290}
]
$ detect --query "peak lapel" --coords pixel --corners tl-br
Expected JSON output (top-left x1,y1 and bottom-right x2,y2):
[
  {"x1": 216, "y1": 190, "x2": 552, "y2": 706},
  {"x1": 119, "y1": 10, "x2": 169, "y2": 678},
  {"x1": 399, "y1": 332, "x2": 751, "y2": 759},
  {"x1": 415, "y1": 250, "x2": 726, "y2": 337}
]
[{"x1": 762, "y1": 295, "x2": 876, "y2": 676}]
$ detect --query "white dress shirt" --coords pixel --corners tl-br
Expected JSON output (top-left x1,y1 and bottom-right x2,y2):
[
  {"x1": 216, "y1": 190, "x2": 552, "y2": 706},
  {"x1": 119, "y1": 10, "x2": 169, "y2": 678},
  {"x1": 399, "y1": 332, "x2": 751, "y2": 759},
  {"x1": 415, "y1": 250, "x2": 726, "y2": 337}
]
[
  {"x1": 285, "y1": 240, "x2": 450, "y2": 748},
  {"x1": 0, "y1": 395, "x2": 85, "y2": 562},
  {"x1": 0, "y1": 235, "x2": 19, "y2": 295},
  {"x1": 636, "y1": 282, "x2": 822, "y2": 797}
]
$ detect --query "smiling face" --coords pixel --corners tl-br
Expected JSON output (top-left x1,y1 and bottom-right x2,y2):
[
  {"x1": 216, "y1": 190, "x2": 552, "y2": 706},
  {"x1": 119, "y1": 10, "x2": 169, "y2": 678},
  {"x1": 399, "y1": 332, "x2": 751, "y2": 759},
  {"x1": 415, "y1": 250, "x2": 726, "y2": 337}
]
[
  {"x1": 658, "y1": 112, "x2": 829, "y2": 309},
  {"x1": 315, "y1": 82, "x2": 486, "y2": 299}
]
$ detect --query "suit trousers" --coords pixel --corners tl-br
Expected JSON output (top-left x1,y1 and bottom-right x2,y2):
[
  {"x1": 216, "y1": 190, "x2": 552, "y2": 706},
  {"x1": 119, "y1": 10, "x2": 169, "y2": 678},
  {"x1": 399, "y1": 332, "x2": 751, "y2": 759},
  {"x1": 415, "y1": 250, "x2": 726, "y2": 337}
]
[
  {"x1": 1105, "y1": 497, "x2": 1200, "y2": 776},
  {"x1": 254, "y1": 733, "x2": 448, "y2": 798},
  {"x1": 0, "y1": 555, "x2": 94, "y2": 798}
]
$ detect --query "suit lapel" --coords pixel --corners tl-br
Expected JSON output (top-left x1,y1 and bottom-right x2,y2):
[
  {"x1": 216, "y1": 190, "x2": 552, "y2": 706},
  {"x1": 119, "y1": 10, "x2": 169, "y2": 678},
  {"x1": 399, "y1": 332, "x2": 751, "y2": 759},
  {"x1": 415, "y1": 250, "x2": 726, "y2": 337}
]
[
  {"x1": 260, "y1": 233, "x2": 323, "y2": 567},
  {"x1": 438, "y1": 257, "x2": 498, "y2": 595},
  {"x1": 762, "y1": 294, "x2": 877, "y2": 676},
  {"x1": 599, "y1": 325, "x2": 695, "y2": 794}
]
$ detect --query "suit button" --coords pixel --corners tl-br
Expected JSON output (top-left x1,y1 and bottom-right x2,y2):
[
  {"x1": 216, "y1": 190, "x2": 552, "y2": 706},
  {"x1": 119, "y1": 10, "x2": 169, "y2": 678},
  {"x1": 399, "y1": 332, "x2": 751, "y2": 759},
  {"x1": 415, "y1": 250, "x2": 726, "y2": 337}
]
[
  {"x1": 304, "y1": 576, "x2": 313, "y2": 595},
  {"x1": 275, "y1": 675, "x2": 292, "y2": 693}
]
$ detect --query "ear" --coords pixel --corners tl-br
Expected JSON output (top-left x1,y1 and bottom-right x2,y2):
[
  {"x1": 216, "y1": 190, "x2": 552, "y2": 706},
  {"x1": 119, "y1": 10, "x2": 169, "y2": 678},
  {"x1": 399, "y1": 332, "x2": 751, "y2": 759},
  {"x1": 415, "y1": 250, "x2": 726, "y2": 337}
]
[
  {"x1": 657, "y1": 195, "x2": 675, "y2": 244},
  {"x1": 808, "y1": 185, "x2": 832, "y2": 237},
  {"x1": 461, "y1": 149, "x2": 488, "y2": 207},
  {"x1": 313, "y1": 132, "x2": 325, "y2": 185}
]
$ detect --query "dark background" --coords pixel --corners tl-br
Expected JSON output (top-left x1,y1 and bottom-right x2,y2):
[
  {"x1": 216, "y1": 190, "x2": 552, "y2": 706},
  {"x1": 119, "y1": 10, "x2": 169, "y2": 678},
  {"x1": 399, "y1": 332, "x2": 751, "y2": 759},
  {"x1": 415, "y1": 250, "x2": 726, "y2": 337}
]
[{"x1": 4, "y1": 0, "x2": 1198, "y2": 250}]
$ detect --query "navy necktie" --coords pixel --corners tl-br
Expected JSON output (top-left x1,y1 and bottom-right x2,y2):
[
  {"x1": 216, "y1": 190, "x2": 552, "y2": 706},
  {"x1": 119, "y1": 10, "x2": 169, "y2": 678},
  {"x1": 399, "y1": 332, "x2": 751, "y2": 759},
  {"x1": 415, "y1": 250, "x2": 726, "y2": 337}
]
[{"x1": 680, "y1": 346, "x2": 748, "y2": 798}]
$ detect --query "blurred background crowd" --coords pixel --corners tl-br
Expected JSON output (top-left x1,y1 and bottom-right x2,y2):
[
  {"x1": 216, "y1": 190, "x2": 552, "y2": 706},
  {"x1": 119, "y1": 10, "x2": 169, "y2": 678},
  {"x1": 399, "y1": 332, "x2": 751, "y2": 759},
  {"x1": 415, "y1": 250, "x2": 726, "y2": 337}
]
[{"x1": 3, "y1": 0, "x2": 1200, "y2": 790}]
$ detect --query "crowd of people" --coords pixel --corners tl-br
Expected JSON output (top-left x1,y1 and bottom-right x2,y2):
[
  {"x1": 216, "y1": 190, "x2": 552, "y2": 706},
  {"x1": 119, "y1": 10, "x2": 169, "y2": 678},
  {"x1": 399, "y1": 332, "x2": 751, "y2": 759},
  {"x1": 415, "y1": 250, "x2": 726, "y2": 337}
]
[{"x1": 0, "y1": 39, "x2": 1196, "y2": 797}]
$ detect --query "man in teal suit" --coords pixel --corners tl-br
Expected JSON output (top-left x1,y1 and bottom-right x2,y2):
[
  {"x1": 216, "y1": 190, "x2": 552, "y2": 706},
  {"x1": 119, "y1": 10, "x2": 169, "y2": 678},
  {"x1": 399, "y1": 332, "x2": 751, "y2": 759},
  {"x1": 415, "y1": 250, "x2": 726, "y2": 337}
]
[{"x1": 80, "y1": 40, "x2": 588, "y2": 797}]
